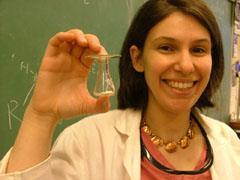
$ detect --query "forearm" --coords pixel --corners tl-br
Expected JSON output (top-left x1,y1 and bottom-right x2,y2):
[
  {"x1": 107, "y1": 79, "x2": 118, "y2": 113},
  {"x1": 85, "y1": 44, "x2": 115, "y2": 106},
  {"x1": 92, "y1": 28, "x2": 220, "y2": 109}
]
[
  {"x1": 5, "y1": 29, "x2": 107, "y2": 173},
  {"x1": 6, "y1": 106, "x2": 58, "y2": 173}
]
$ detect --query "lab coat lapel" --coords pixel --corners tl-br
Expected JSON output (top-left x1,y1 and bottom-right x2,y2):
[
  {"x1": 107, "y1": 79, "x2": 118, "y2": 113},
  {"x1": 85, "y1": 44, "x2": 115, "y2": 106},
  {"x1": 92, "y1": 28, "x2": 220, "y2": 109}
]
[
  {"x1": 114, "y1": 109, "x2": 142, "y2": 180},
  {"x1": 193, "y1": 108, "x2": 240, "y2": 179}
]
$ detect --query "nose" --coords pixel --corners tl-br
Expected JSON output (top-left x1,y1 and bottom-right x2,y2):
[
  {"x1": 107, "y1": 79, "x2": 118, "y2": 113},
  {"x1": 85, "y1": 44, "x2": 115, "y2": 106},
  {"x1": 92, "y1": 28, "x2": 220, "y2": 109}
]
[{"x1": 174, "y1": 50, "x2": 195, "y2": 75}]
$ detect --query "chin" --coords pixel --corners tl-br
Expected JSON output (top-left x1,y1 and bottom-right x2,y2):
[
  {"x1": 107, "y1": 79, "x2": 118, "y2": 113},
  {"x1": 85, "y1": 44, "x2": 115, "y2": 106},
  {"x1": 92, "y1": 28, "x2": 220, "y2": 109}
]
[{"x1": 167, "y1": 101, "x2": 195, "y2": 114}]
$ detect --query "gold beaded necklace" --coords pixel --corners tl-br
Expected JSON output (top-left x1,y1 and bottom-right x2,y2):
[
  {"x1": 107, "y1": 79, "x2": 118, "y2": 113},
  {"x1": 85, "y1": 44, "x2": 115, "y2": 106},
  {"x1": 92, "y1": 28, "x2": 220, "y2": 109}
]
[{"x1": 141, "y1": 118, "x2": 194, "y2": 153}]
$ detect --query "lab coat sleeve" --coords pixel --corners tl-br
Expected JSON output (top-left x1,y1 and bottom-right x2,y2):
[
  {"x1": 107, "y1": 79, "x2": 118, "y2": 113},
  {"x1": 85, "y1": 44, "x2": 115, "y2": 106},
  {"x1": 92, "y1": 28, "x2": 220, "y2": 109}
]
[
  {"x1": 0, "y1": 149, "x2": 53, "y2": 180},
  {"x1": 0, "y1": 122, "x2": 86, "y2": 180}
]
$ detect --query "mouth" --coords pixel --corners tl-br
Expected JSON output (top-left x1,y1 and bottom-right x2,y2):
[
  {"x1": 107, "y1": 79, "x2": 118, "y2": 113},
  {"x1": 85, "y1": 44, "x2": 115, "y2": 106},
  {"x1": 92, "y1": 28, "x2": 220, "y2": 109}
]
[{"x1": 163, "y1": 80, "x2": 198, "y2": 90}]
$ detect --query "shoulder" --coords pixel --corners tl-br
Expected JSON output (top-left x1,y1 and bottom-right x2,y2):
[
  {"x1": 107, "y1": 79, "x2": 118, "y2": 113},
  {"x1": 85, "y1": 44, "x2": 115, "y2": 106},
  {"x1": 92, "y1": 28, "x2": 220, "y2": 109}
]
[
  {"x1": 56, "y1": 108, "x2": 141, "y2": 142},
  {"x1": 52, "y1": 108, "x2": 141, "y2": 156},
  {"x1": 72, "y1": 108, "x2": 141, "y2": 131},
  {"x1": 58, "y1": 109, "x2": 123, "y2": 138},
  {"x1": 193, "y1": 109, "x2": 240, "y2": 146},
  {"x1": 201, "y1": 114, "x2": 235, "y2": 137},
  {"x1": 194, "y1": 110, "x2": 240, "y2": 172}
]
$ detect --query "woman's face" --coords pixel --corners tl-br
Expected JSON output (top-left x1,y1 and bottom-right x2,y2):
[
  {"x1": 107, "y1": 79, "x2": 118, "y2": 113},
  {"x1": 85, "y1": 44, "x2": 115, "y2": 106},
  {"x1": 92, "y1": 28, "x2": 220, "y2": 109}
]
[{"x1": 131, "y1": 12, "x2": 212, "y2": 115}]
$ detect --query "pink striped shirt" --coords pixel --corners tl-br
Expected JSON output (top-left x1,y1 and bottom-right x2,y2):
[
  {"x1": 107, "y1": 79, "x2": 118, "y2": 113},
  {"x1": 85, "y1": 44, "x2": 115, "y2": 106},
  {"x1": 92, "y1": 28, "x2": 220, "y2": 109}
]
[{"x1": 141, "y1": 129, "x2": 212, "y2": 180}]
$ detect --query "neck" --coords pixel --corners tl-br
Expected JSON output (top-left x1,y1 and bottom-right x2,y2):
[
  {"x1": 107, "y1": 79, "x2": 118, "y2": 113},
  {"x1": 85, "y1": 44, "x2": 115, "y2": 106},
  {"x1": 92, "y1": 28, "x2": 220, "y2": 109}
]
[{"x1": 144, "y1": 105, "x2": 191, "y2": 141}]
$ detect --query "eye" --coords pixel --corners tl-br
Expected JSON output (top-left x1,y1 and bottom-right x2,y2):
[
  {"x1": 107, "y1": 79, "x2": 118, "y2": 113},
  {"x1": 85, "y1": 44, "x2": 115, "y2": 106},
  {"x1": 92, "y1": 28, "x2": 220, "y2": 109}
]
[
  {"x1": 157, "y1": 45, "x2": 175, "y2": 53},
  {"x1": 191, "y1": 47, "x2": 208, "y2": 56}
]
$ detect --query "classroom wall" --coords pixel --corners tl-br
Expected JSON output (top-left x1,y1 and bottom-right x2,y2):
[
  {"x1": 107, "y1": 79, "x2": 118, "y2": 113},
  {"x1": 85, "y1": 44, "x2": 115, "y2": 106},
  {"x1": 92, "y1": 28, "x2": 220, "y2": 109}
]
[
  {"x1": 203, "y1": 0, "x2": 233, "y2": 121},
  {"x1": 0, "y1": 0, "x2": 234, "y2": 158}
]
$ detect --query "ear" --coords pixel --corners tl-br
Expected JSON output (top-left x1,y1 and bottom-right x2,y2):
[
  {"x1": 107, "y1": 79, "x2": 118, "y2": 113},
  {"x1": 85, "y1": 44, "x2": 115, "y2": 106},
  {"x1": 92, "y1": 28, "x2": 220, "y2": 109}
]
[{"x1": 130, "y1": 45, "x2": 144, "y2": 72}]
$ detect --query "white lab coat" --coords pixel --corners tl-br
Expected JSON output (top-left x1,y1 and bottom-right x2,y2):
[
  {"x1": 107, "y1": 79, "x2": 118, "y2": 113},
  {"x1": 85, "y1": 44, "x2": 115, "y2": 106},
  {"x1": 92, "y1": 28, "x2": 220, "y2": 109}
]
[{"x1": 0, "y1": 108, "x2": 240, "y2": 179}]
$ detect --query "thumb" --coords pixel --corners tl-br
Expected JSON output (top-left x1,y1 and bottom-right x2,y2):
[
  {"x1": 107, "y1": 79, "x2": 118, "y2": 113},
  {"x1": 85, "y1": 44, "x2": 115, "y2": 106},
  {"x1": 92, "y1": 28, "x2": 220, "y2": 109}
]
[{"x1": 95, "y1": 96, "x2": 111, "y2": 113}]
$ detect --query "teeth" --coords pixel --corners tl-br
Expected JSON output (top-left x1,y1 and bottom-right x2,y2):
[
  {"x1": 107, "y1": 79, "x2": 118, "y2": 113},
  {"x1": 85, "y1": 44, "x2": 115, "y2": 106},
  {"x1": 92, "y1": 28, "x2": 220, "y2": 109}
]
[{"x1": 167, "y1": 81, "x2": 194, "y2": 89}]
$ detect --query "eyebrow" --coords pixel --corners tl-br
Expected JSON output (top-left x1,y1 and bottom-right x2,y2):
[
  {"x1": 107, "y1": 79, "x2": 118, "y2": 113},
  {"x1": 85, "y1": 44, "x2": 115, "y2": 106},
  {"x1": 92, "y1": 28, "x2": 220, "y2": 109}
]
[{"x1": 152, "y1": 36, "x2": 211, "y2": 45}]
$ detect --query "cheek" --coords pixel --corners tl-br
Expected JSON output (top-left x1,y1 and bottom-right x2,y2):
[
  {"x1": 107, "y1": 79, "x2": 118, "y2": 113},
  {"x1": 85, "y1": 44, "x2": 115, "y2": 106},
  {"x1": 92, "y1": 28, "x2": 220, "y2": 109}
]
[
  {"x1": 142, "y1": 60, "x2": 160, "y2": 89},
  {"x1": 143, "y1": 61, "x2": 164, "y2": 85},
  {"x1": 201, "y1": 60, "x2": 212, "y2": 80},
  {"x1": 143, "y1": 56, "x2": 169, "y2": 75},
  {"x1": 197, "y1": 59, "x2": 212, "y2": 93}
]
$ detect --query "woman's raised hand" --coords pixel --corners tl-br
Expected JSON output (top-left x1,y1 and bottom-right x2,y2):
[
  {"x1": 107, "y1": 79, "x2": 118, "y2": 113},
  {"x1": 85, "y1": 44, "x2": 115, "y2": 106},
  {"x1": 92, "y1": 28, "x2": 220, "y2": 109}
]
[
  {"x1": 28, "y1": 29, "x2": 110, "y2": 123},
  {"x1": 6, "y1": 30, "x2": 112, "y2": 173}
]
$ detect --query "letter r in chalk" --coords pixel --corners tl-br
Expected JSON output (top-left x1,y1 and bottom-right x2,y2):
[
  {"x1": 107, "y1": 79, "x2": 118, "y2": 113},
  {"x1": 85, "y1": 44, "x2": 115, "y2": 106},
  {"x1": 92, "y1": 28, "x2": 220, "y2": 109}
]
[{"x1": 7, "y1": 100, "x2": 22, "y2": 130}]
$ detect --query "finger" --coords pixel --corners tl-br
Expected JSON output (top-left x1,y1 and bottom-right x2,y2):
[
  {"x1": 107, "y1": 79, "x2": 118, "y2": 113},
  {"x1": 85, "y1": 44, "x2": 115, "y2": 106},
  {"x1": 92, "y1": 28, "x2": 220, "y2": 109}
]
[
  {"x1": 85, "y1": 34, "x2": 102, "y2": 52},
  {"x1": 66, "y1": 30, "x2": 101, "y2": 52},
  {"x1": 49, "y1": 32, "x2": 75, "y2": 48},
  {"x1": 67, "y1": 29, "x2": 88, "y2": 47},
  {"x1": 79, "y1": 52, "x2": 94, "y2": 70},
  {"x1": 98, "y1": 45, "x2": 108, "y2": 55},
  {"x1": 81, "y1": 95, "x2": 110, "y2": 115},
  {"x1": 59, "y1": 41, "x2": 72, "y2": 53},
  {"x1": 49, "y1": 29, "x2": 88, "y2": 49},
  {"x1": 78, "y1": 45, "x2": 108, "y2": 73},
  {"x1": 94, "y1": 96, "x2": 111, "y2": 113},
  {"x1": 68, "y1": 31, "x2": 101, "y2": 60},
  {"x1": 71, "y1": 45, "x2": 83, "y2": 59}
]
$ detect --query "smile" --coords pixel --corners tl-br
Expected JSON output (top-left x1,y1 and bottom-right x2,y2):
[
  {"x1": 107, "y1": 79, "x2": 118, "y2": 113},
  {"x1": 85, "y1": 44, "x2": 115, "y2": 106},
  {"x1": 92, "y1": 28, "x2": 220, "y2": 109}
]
[{"x1": 166, "y1": 81, "x2": 195, "y2": 89}]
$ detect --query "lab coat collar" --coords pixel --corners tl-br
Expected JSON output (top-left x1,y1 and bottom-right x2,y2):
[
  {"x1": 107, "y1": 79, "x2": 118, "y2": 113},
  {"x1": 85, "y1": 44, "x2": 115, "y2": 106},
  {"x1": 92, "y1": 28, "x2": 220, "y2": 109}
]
[{"x1": 114, "y1": 108, "x2": 142, "y2": 136}]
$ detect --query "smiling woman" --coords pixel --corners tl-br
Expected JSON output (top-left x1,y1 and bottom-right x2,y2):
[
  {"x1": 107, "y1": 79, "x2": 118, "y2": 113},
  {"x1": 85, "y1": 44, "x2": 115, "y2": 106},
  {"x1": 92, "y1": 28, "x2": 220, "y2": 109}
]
[
  {"x1": 130, "y1": 12, "x2": 212, "y2": 115},
  {"x1": 0, "y1": 0, "x2": 240, "y2": 180}
]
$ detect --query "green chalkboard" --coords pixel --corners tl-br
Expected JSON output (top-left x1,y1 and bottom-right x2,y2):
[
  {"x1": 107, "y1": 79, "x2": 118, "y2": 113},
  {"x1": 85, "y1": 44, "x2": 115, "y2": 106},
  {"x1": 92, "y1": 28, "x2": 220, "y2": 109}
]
[
  {"x1": 0, "y1": 0, "x2": 234, "y2": 158},
  {"x1": 0, "y1": 0, "x2": 146, "y2": 158}
]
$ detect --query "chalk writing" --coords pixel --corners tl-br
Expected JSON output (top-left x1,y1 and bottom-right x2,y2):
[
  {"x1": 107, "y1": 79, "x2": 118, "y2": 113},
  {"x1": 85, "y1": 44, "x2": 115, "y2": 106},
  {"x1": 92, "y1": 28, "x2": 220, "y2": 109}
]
[
  {"x1": 20, "y1": 61, "x2": 29, "y2": 74},
  {"x1": 7, "y1": 79, "x2": 36, "y2": 130},
  {"x1": 20, "y1": 61, "x2": 36, "y2": 77},
  {"x1": 9, "y1": 53, "x2": 36, "y2": 78},
  {"x1": 7, "y1": 53, "x2": 37, "y2": 129},
  {"x1": 7, "y1": 100, "x2": 22, "y2": 130},
  {"x1": 83, "y1": 0, "x2": 90, "y2": 5},
  {"x1": 23, "y1": 81, "x2": 36, "y2": 106},
  {"x1": 11, "y1": 53, "x2": 15, "y2": 60}
]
